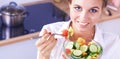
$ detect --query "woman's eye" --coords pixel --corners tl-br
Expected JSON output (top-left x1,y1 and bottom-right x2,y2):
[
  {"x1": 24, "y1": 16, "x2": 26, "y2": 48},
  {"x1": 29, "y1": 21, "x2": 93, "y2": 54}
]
[
  {"x1": 74, "y1": 6, "x2": 81, "y2": 11},
  {"x1": 90, "y1": 9, "x2": 97, "y2": 13}
]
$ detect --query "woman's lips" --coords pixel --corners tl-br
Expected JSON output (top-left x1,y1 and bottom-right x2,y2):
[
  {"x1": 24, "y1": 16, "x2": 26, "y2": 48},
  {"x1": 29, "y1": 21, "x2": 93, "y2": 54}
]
[{"x1": 77, "y1": 21, "x2": 89, "y2": 27}]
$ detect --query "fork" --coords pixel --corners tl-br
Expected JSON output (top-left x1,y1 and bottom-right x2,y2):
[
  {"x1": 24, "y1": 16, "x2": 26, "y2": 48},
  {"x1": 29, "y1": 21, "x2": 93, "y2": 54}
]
[{"x1": 31, "y1": 33, "x2": 62, "y2": 40}]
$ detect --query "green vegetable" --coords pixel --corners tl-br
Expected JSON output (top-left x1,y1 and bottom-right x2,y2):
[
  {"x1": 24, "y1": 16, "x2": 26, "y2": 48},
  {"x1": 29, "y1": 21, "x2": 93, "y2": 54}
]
[
  {"x1": 89, "y1": 44, "x2": 98, "y2": 53},
  {"x1": 66, "y1": 42, "x2": 74, "y2": 49},
  {"x1": 80, "y1": 45, "x2": 88, "y2": 52},
  {"x1": 72, "y1": 50, "x2": 82, "y2": 57},
  {"x1": 86, "y1": 55, "x2": 92, "y2": 59},
  {"x1": 73, "y1": 42, "x2": 80, "y2": 49},
  {"x1": 97, "y1": 45, "x2": 102, "y2": 54}
]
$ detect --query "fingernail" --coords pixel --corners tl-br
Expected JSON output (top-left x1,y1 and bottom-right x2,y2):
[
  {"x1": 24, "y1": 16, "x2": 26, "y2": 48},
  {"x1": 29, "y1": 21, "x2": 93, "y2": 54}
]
[{"x1": 48, "y1": 32, "x2": 51, "y2": 34}]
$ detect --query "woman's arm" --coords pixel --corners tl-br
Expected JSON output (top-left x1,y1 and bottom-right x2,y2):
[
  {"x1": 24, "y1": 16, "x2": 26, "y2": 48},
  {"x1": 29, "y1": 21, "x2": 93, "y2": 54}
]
[
  {"x1": 99, "y1": 0, "x2": 120, "y2": 23},
  {"x1": 36, "y1": 29, "x2": 57, "y2": 59}
]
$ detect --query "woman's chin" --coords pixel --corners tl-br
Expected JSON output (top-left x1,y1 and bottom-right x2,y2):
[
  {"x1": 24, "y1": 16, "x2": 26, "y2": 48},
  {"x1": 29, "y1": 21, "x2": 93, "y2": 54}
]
[
  {"x1": 77, "y1": 28, "x2": 89, "y2": 32},
  {"x1": 76, "y1": 25, "x2": 89, "y2": 31}
]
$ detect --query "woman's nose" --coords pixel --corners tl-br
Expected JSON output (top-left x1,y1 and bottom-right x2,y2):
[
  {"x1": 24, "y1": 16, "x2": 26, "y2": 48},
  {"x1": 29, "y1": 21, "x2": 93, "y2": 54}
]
[{"x1": 79, "y1": 11, "x2": 88, "y2": 19}]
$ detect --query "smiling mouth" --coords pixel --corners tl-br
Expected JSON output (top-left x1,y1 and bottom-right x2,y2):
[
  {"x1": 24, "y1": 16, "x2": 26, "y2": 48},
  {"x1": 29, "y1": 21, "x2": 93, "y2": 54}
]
[{"x1": 77, "y1": 21, "x2": 89, "y2": 27}]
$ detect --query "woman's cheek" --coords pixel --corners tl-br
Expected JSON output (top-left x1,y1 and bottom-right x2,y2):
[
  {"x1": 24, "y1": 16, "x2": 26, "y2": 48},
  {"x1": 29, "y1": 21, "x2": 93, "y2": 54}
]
[
  {"x1": 91, "y1": 16, "x2": 101, "y2": 24},
  {"x1": 70, "y1": 12, "x2": 77, "y2": 21}
]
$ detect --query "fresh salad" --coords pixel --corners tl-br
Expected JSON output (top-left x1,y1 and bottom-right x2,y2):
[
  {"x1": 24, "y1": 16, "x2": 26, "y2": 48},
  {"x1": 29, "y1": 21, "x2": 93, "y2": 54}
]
[
  {"x1": 63, "y1": 27, "x2": 103, "y2": 59},
  {"x1": 64, "y1": 39, "x2": 103, "y2": 59}
]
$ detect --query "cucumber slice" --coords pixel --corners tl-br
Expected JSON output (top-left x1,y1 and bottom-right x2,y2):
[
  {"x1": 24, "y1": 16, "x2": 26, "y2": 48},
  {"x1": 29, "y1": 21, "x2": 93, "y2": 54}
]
[
  {"x1": 81, "y1": 57, "x2": 86, "y2": 59},
  {"x1": 86, "y1": 56, "x2": 92, "y2": 59},
  {"x1": 72, "y1": 50, "x2": 82, "y2": 57},
  {"x1": 71, "y1": 55, "x2": 81, "y2": 59},
  {"x1": 66, "y1": 42, "x2": 74, "y2": 49},
  {"x1": 89, "y1": 44, "x2": 98, "y2": 53},
  {"x1": 97, "y1": 45, "x2": 102, "y2": 54},
  {"x1": 80, "y1": 45, "x2": 88, "y2": 52},
  {"x1": 73, "y1": 42, "x2": 80, "y2": 49}
]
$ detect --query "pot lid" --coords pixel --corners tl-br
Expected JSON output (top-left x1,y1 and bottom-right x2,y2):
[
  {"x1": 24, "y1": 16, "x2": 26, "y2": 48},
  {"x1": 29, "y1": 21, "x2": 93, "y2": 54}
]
[{"x1": 0, "y1": 2, "x2": 26, "y2": 15}]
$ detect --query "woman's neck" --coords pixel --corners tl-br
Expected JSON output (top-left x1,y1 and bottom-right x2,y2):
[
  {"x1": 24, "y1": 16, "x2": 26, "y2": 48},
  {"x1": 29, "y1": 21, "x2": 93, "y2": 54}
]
[{"x1": 70, "y1": 25, "x2": 95, "y2": 42}]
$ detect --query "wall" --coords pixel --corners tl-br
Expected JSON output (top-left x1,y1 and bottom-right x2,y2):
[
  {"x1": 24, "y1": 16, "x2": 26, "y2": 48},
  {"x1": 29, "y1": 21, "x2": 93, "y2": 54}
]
[
  {"x1": 98, "y1": 18, "x2": 120, "y2": 35},
  {"x1": 0, "y1": 0, "x2": 43, "y2": 7}
]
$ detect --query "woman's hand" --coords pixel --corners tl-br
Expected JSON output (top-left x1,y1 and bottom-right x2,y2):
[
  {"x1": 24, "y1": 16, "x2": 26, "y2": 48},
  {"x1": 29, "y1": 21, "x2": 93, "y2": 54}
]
[
  {"x1": 36, "y1": 29, "x2": 57, "y2": 59},
  {"x1": 112, "y1": 0, "x2": 120, "y2": 8}
]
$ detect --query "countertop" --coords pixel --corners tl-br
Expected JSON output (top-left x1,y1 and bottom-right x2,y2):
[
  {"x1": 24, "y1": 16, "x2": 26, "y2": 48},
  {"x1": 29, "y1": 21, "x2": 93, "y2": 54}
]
[
  {"x1": 0, "y1": 39, "x2": 37, "y2": 59},
  {"x1": 0, "y1": 0, "x2": 120, "y2": 46}
]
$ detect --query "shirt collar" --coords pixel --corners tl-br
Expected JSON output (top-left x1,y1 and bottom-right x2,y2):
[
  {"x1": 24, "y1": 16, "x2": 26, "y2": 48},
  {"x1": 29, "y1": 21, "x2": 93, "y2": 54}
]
[
  {"x1": 55, "y1": 20, "x2": 71, "y2": 38},
  {"x1": 58, "y1": 20, "x2": 71, "y2": 33}
]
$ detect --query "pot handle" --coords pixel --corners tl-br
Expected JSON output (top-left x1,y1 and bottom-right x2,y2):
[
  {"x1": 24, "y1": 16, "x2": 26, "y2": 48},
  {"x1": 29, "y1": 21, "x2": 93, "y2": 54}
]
[
  {"x1": 0, "y1": 13, "x2": 1, "y2": 16},
  {"x1": 23, "y1": 11, "x2": 29, "y2": 17},
  {"x1": 9, "y1": 2, "x2": 17, "y2": 6}
]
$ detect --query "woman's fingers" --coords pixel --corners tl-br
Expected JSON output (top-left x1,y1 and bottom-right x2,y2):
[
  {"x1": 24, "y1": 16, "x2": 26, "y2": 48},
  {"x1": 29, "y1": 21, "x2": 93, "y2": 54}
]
[
  {"x1": 37, "y1": 35, "x2": 57, "y2": 57},
  {"x1": 36, "y1": 29, "x2": 48, "y2": 46},
  {"x1": 40, "y1": 38, "x2": 57, "y2": 56},
  {"x1": 112, "y1": 0, "x2": 120, "y2": 8},
  {"x1": 39, "y1": 35, "x2": 56, "y2": 51},
  {"x1": 41, "y1": 36, "x2": 57, "y2": 51},
  {"x1": 35, "y1": 29, "x2": 57, "y2": 57},
  {"x1": 37, "y1": 35, "x2": 52, "y2": 50},
  {"x1": 41, "y1": 29, "x2": 48, "y2": 36},
  {"x1": 36, "y1": 33, "x2": 51, "y2": 47}
]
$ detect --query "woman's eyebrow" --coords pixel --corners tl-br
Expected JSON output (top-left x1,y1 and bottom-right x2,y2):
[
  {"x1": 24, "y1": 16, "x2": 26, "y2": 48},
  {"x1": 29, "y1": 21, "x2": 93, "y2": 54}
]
[
  {"x1": 91, "y1": 7, "x2": 100, "y2": 9},
  {"x1": 73, "y1": 4, "x2": 81, "y2": 6}
]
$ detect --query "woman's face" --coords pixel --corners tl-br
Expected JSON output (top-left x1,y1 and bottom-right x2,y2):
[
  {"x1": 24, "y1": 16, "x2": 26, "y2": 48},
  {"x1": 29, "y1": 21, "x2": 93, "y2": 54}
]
[{"x1": 70, "y1": 0, "x2": 103, "y2": 32}]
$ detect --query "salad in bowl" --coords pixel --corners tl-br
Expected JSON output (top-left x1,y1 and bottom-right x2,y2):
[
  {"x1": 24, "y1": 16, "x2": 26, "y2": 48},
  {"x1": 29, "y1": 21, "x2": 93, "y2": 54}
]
[{"x1": 62, "y1": 27, "x2": 103, "y2": 59}]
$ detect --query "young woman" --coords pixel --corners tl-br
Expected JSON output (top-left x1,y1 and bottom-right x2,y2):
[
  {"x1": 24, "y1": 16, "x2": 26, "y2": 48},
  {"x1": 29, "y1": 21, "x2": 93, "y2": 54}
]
[{"x1": 36, "y1": 0, "x2": 120, "y2": 59}]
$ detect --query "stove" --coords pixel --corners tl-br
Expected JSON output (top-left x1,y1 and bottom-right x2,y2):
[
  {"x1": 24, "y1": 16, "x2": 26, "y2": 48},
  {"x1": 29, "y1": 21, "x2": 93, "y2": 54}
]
[{"x1": 0, "y1": 2, "x2": 67, "y2": 40}]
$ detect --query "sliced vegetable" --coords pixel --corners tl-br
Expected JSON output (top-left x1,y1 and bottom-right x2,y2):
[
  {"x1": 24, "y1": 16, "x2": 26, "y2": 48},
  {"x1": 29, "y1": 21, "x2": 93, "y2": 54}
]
[
  {"x1": 62, "y1": 29, "x2": 68, "y2": 38},
  {"x1": 64, "y1": 36, "x2": 103, "y2": 59},
  {"x1": 82, "y1": 52, "x2": 87, "y2": 56},
  {"x1": 77, "y1": 37, "x2": 86, "y2": 45},
  {"x1": 65, "y1": 42, "x2": 74, "y2": 49},
  {"x1": 73, "y1": 42, "x2": 80, "y2": 49},
  {"x1": 65, "y1": 48, "x2": 71, "y2": 54},
  {"x1": 71, "y1": 55, "x2": 81, "y2": 59},
  {"x1": 68, "y1": 26, "x2": 74, "y2": 37},
  {"x1": 97, "y1": 45, "x2": 102, "y2": 54},
  {"x1": 80, "y1": 45, "x2": 88, "y2": 52},
  {"x1": 72, "y1": 50, "x2": 82, "y2": 57},
  {"x1": 86, "y1": 55, "x2": 92, "y2": 59},
  {"x1": 89, "y1": 44, "x2": 98, "y2": 53},
  {"x1": 91, "y1": 53, "x2": 99, "y2": 59}
]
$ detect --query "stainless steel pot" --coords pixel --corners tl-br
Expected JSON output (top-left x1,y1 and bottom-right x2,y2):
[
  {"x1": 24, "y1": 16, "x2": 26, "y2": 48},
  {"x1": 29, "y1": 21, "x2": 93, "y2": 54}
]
[{"x1": 0, "y1": 2, "x2": 27, "y2": 27}]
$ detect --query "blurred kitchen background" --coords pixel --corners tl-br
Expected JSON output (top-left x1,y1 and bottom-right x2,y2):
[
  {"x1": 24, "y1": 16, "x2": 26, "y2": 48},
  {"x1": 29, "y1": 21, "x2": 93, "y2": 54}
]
[
  {"x1": 0, "y1": 0, "x2": 68, "y2": 40},
  {"x1": 0, "y1": 0, "x2": 43, "y2": 7}
]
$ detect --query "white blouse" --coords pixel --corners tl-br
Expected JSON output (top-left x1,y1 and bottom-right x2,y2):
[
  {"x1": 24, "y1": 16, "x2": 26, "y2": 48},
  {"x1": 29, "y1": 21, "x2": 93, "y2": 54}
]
[{"x1": 38, "y1": 21, "x2": 120, "y2": 59}]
